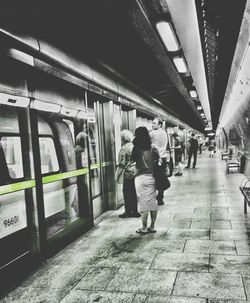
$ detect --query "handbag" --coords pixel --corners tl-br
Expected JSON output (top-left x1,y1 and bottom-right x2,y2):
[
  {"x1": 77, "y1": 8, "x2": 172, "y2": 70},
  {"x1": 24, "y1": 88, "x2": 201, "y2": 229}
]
[
  {"x1": 153, "y1": 161, "x2": 171, "y2": 191},
  {"x1": 124, "y1": 161, "x2": 137, "y2": 179}
]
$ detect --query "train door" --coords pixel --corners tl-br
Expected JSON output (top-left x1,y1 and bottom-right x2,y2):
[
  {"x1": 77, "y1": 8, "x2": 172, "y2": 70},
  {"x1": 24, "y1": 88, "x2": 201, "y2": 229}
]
[
  {"x1": 87, "y1": 93, "x2": 116, "y2": 218},
  {"x1": 0, "y1": 100, "x2": 38, "y2": 284},
  {"x1": 31, "y1": 107, "x2": 91, "y2": 254},
  {"x1": 113, "y1": 104, "x2": 123, "y2": 207},
  {"x1": 101, "y1": 101, "x2": 116, "y2": 209},
  {"x1": 87, "y1": 102, "x2": 104, "y2": 218}
]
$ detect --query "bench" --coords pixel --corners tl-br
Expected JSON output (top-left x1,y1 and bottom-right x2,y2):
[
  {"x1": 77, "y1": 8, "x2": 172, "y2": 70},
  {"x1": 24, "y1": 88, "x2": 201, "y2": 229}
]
[
  {"x1": 226, "y1": 151, "x2": 243, "y2": 174},
  {"x1": 221, "y1": 150, "x2": 233, "y2": 160},
  {"x1": 239, "y1": 178, "x2": 250, "y2": 213}
]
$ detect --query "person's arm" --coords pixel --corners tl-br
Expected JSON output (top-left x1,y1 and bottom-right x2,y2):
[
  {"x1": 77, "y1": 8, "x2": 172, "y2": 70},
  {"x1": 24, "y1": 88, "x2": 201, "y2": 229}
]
[{"x1": 118, "y1": 147, "x2": 126, "y2": 168}]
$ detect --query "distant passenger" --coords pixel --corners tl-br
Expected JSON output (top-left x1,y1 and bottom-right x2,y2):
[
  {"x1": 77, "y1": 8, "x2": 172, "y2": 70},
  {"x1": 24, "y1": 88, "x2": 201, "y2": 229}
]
[
  {"x1": 198, "y1": 136, "x2": 204, "y2": 154},
  {"x1": 208, "y1": 139, "x2": 216, "y2": 157},
  {"x1": 150, "y1": 117, "x2": 168, "y2": 205},
  {"x1": 132, "y1": 127, "x2": 159, "y2": 234},
  {"x1": 115, "y1": 130, "x2": 140, "y2": 218},
  {"x1": 186, "y1": 133, "x2": 199, "y2": 168},
  {"x1": 174, "y1": 136, "x2": 183, "y2": 176}
]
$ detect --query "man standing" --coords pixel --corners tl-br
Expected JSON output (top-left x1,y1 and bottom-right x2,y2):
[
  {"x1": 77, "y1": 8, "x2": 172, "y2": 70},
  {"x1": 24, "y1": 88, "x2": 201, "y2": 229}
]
[
  {"x1": 186, "y1": 133, "x2": 199, "y2": 168},
  {"x1": 150, "y1": 117, "x2": 168, "y2": 205}
]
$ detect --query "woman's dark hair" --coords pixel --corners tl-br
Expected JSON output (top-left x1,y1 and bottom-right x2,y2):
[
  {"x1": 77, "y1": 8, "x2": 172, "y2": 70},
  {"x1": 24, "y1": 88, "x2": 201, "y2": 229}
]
[{"x1": 133, "y1": 127, "x2": 151, "y2": 150}]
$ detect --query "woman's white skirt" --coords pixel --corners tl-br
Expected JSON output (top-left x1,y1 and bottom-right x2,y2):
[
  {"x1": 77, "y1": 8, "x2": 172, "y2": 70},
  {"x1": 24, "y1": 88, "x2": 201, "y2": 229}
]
[{"x1": 134, "y1": 174, "x2": 157, "y2": 212}]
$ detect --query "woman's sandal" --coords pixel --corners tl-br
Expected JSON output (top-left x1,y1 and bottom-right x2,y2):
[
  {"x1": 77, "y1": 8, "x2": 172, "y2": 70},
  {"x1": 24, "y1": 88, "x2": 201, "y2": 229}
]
[
  {"x1": 147, "y1": 227, "x2": 157, "y2": 233},
  {"x1": 136, "y1": 228, "x2": 148, "y2": 234}
]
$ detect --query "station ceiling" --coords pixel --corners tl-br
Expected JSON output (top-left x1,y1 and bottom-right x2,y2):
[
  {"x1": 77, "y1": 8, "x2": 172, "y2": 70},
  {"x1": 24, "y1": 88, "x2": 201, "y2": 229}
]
[{"x1": 0, "y1": 0, "x2": 246, "y2": 131}]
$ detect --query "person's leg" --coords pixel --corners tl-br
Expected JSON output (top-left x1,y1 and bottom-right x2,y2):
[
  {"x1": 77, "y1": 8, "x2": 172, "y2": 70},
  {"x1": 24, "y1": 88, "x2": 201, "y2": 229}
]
[
  {"x1": 157, "y1": 158, "x2": 166, "y2": 205},
  {"x1": 193, "y1": 151, "x2": 197, "y2": 168},
  {"x1": 120, "y1": 179, "x2": 130, "y2": 217},
  {"x1": 174, "y1": 161, "x2": 182, "y2": 175},
  {"x1": 129, "y1": 178, "x2": 140, "y2": 216},
  {"x1": 149, "y1": 211, "x2": 157, "y2": 230},
  {"x1": 186, "y1": 152, "x2": 192, "y2": 167},
  {"x1": 178, "y1": 162, "x2": 183, "y2": 175},
  {"x1": 157, "y1": 190, "x2": 164, "y2": 205},
  {"x1": 141, "y1": 212, "x2": 149, "y2": 230},
  {"x1": 126, "y1": 178, "x2": 133, "y2": 214}
]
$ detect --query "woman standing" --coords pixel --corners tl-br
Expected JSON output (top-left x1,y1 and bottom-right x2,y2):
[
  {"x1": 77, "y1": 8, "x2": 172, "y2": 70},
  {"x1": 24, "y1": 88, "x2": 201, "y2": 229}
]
[
  {"x1": 132, "y1": 127, "x2": 159, "y2": 234},
  {"x1": 116, "y1": 130, "x2": 140, "y2": 218}
]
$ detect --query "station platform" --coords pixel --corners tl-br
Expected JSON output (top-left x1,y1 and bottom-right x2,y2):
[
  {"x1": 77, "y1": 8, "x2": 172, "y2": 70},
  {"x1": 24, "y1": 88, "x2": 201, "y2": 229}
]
[{"x1": 1, "y1": 150, "x2": 250, "y2": 302}]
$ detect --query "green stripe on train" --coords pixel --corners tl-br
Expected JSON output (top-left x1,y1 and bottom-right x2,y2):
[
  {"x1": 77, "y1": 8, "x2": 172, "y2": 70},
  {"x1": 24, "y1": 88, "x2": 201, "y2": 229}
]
[
  {"x1": 90, "y1": 163, "x2": 101, "y2": 169},
  {"x1": 0, "y1": 168, "x2": 89, "y2": 194},
  {"x1": 0, "y1": 180, "x2": 36, "y2": 195},
  {"x1": 102, "y1": 161, "x2": 113, "y2": 167},
  {"x1": 42, "y1": 167, "x2": 89, "y2": 184},
  {"x1": 0, "y1": 163, "x2": 113, "y2": 194}
]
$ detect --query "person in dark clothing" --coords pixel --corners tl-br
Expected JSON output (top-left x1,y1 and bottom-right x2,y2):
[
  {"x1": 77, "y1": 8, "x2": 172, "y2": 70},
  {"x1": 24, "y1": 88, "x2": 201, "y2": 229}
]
[
  {"x1": 174, "y1": 136, "x2": 183, "y2": 176},
  {"x1": 186, "y1": 133, "x2": 199, "y2": 168}
]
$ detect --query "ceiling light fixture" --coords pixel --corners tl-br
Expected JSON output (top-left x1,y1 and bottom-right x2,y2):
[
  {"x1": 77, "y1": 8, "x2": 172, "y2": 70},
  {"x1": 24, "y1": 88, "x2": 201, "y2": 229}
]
[
  {"x1": 156, "y1": 21, "x2": 180, "y2": 52},
  {"x1": 189, "y1": 90, "x2": 197, "y2": 98},
  {"x1": 173, "y1": 56, "x2": 187, "y2": 73}
]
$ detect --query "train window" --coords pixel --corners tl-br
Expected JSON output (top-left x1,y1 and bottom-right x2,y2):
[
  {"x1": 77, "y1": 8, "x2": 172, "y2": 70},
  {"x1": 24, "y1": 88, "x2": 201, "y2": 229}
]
[
  {"x1": 88, "y1": 112, "x2": 101, "y2": 197},
  {"x1": 55, "y1": 120, "x2": 76, "y2": 169},
  {"x1": 1, "y1": 136, "x2": 24, "y2": 179},
  {"x1": 39, "y1": 137, "x2": 59, "y2": 174},
  {"x1": 0, "y1": 106, "x2": 19, "y2": 133}
]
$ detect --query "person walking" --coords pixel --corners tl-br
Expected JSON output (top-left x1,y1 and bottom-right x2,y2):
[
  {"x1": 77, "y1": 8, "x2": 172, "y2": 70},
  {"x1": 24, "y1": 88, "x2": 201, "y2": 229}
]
[
  {"x1": 115, "y1": 130, "x2": 140, "y2": 218},
  {"x1": 132, "y1": 127, "x2": 159, "y2": 234},
  {"x1": 208, "y1": 139, "x2": 216, "y2": 157},
  {"x1": 150, "y1": 117, "x2": 168, "y2": 205},
  {"x1": 186, "y1": 133, "x2": 199, "y2": 168}
]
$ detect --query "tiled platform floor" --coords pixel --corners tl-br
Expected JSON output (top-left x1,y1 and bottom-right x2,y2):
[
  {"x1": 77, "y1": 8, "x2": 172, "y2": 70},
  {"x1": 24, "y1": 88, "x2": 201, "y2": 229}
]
[{"x1": 1, "y1": 151, "x2": 250, "y2": 302}]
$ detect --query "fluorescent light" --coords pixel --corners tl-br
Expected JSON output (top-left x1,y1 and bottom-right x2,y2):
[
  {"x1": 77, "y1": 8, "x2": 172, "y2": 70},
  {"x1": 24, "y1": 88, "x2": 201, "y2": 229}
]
[
  {"x1": 189, "y1": 90, "x2": 197, "y2": 98},
  {"x1": 0, "y1": 93, "x2": 30, "y2": 107},
  {"x1": 201, "y1": 113, "x2": 205, "y2": 117},
  {"x1": 60, "y1": 106, "x2": 78, "y2": 117},
  {"x1": 156, "y1": 21, "x2": 180, "y2": 52},
  {"x1": 32, "y1": 100, "x2": 61, "y2": 113},
  {"x1": 197, "y1": 105, "x2": 202, "y2": 110},
  {"x1": 173, "y1": 56, "x2": 187, "y2": 73},
  {"x1": 7, "y1": 49, "x2": 34, "y2": 66}
]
